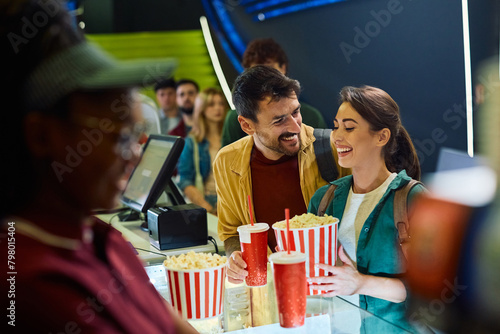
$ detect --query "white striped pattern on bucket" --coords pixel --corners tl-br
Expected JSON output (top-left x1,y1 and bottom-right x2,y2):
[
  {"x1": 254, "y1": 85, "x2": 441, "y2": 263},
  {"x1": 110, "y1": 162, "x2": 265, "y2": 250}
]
[
  {"x1": 273, "y1": 222, "x2": 338, "y2": 295},
  {"x1": 166, "y1": 264, "x2": 226, "y2": 319}
]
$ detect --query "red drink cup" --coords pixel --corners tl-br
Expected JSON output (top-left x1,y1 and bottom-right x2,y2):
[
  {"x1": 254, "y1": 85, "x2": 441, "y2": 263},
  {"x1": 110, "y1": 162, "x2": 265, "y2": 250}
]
[
  {"x1": 269, "y1": 251, "x2": 307, "y2": 328},
  {"x1": 237, "y1": 223, "x2": 269, "y2": 287}
]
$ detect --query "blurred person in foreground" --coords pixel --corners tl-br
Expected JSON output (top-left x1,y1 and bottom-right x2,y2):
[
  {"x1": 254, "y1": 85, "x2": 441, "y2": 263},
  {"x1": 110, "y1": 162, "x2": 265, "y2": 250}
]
[
  {"x1": 177, "y1": 87, "x2": 229, "y2": 215},
  {"x1": 214, "y1": 66, "x2": 350, "y2": 284},
  {"x1": 0, "y1": 1, "x2": 197, "y2": 332},
  {"x1": 396, "y1": 58, "x2": 500, "y2": 334},
  {"x1": 406, "y1": 57, "x2": 500, "y2": 333},
  {"x1": 221, "y1": 37, "x2": 327, "y2": 147},
  {"x1": 307, "y1": 86, "x2": 425, "y2": 332},
  {"x1": 473, "y1": 56, "x2": 500, "y2": 333}
]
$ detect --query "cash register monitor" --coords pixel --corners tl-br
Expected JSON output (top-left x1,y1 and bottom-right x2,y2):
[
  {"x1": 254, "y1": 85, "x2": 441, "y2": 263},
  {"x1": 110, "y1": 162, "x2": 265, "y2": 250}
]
[{"x1": 121, "y1": 134, "x2": 185, "y2": 218}]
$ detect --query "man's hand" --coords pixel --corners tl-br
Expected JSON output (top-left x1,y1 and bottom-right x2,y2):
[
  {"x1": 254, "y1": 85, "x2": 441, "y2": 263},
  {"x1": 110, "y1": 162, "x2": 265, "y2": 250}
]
[
  {"x1": 226, "y1": 251, "x2": 248, "y2": 284},
  {"x1": 224, "y1": 236, "x2": 248, "y2": 284}
]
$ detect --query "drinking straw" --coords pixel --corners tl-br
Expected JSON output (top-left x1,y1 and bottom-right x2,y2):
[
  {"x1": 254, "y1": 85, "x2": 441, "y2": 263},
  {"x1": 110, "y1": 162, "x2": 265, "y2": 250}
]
[
  {"x1": 285, "y1": 208, "x2": 290, "y2": 254},
  {"x1": 247, "y1": 195, "x2": 254, "y2": 226}
]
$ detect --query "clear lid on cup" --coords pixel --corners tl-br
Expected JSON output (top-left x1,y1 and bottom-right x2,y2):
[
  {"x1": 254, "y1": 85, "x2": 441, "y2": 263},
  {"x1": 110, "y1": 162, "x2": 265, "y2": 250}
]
[{"x1": 269, "y1": 251, "x2": 307, "y2": 264}]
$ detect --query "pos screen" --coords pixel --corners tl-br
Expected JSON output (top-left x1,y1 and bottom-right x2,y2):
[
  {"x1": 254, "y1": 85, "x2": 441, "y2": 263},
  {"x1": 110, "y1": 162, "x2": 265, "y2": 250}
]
[{"x1": 121, "y1": 134, "x2": 184, "y2": 213}]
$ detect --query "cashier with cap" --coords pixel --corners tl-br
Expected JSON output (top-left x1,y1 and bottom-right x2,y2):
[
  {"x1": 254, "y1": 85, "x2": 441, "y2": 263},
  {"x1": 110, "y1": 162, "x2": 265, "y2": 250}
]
[{"x1": 0, "y1": 1, "x2": 197, "y2": 333}]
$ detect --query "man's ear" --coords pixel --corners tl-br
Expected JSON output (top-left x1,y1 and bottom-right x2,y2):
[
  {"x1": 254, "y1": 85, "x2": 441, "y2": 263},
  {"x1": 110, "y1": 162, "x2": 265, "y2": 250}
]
[
  {"x1": 23, "y1": 112, "x2": 63, "y2": 158},
  {"x1": 376, "y1": 128, "x2": 391, "y2": 147},
  {"x1": 238, "y1": 115, "x2": 255, "y2": 136}
]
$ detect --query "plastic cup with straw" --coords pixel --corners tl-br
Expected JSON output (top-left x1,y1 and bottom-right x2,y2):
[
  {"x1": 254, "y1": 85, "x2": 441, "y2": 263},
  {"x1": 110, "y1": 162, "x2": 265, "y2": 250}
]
[
  {"x1": 269, "y1": 208, "x2": 307, "y2": 327},
  {"x1": 236, "y1": 195, "x2": 269, "y2": 286}
]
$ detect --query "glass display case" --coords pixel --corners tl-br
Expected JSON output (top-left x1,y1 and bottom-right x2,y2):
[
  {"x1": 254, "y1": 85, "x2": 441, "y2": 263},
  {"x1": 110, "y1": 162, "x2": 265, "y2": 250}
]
[{"x1": 145, "y1": 262, "x2": 412, "y2": 334}]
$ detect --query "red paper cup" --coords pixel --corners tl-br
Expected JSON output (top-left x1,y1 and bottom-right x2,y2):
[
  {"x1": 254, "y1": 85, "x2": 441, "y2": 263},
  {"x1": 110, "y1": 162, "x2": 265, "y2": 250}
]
[
  {"x1": 237, "y1": 223, "x2": 269, "y2": 287},
  {"x1": 272, "y1": 218, "x2": 339, "y2": 295},
  {"x1": 164, "y1": 263, "x2": 226, "y2": 319},
  {"x1": 269, "y1": 251, "x2": 307, "y2": 328}
]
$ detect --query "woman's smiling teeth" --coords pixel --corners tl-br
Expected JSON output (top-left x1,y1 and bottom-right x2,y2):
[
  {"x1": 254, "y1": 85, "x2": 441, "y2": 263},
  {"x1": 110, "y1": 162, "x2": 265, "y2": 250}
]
[{"x1": 337, "y1": 147, "x2": 353, "y2": 153}]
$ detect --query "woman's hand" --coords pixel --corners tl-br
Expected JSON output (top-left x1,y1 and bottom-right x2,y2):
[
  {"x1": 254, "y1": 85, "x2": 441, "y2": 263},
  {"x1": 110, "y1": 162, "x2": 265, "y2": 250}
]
[
  {"x1": 307, "y1": 245, "x2": 366, "y2": 297},
  {"x1": 308, "y1": 245, "x2": 407, "y2": 302}
]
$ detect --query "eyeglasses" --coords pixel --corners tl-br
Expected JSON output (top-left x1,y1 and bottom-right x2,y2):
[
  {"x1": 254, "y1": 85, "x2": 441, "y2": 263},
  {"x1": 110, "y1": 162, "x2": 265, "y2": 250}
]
[{"x1": 69, "y1": 113, "x2": 148, "y2": 160}]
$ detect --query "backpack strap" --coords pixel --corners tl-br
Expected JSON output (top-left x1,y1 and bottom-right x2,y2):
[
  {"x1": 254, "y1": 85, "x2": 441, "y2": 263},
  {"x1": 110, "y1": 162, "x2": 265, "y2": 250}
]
[
  {"x1": 394, "y1": 179, "x2": 424, "y2": 260},
  {"x1": 313, "y1": 128, "x2": 339, "y2": 183},
  {"x1": 317, "y1": 184, "x2": 337, "y2": 216}
]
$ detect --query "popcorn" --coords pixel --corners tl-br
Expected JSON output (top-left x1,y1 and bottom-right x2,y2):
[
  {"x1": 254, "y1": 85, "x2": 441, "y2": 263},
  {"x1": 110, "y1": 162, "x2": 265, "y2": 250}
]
[
  {"x1": 164, "y1": 251, "x2": 228, "y2": 319},
  {"x1": 273, "y1": 213, "x2": 337, "y2": 229},
  {"x1": 163, "y1": 251, "x2": 227, "y2": 270}
]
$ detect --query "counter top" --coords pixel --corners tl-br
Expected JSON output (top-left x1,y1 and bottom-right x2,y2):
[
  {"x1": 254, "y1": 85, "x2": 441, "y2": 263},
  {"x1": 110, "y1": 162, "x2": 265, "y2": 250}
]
[
  {"x1": 97, "y1": 211, "x2": 411, "y2": 333},
  {"x1": 95, "y1": 211, "x2": 224, "y2": 264},
  {"x1": 145, "y1": 263, "x2": 412, "y2": 334}
]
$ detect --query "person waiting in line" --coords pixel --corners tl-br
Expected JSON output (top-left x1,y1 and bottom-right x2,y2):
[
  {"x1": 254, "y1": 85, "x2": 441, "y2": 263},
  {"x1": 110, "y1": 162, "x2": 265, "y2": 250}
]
[
  {"x1": 214, "y1": 66, "x2": 350, "y2": 284},
  {"x1": 155, "y1": 78, "x2": 181, "y2": 134},
  {"x1": 307, "y1": 85, "x2": 425, "y2": 332},
  {"x1": 169, "y1": 78, "x2": 199, "y2": 137},
  {"x1": 221, "y1": 37, "x2": 327, "y2": 147},
  {"x1": 0, "y1": 1, "x2": 198, "y2": 333},
  {"x1": 177, "y1": 88, "x2": 229, "y2": 215}
]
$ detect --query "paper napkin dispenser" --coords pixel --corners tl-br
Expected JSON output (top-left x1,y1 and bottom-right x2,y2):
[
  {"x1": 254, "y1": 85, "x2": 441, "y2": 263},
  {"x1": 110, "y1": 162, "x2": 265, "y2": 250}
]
[{"x1": 147, "y1": 204, "x2": 208, "y2": 250}]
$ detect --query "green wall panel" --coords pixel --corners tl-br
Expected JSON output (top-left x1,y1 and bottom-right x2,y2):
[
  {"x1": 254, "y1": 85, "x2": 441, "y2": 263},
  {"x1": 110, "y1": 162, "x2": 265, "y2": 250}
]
[{"x1": 87, "y1": 30, "x2": 219, "y2": 105}]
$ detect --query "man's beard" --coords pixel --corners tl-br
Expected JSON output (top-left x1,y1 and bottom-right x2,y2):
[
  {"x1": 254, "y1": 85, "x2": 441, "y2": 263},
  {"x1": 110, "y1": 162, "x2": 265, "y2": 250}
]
[
  {"x1": 255, "y1": 131, "x2": 301, "y2": 157},
  {"x1": 179, "y1": 106, "x2": 193, "y2": 115}
]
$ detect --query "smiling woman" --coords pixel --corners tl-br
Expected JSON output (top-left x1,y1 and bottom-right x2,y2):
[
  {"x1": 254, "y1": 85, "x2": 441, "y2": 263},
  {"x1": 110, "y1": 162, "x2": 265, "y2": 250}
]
[
  {"x1": 336, "y1": 85, "x2": 421, "y2": 181},
  {"x1": 308, "y1": 85, "x2": 426, "y2": 333}
]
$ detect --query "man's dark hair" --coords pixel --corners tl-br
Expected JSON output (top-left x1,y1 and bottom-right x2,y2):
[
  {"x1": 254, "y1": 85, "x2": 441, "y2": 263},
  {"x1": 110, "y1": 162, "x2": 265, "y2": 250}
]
[
  {"x1": 154, "y1": 78, "x2": 176, "y2": 92},
  {"x1": 175, "y1": 78, "x2": 199, "y2": 92},
  {"x1": 232, "y1": 65, "x2": 301, "y2": 123},
  {"x1": 242, "y1": 38, "x2": 289, "y2": 72}
]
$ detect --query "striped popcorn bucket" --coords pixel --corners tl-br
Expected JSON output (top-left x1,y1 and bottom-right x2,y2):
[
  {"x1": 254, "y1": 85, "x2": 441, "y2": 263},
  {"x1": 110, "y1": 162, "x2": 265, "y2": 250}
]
[
  {"x1": 164, "y1": 263, "x2": 227, "y2": 319},
  {"x1": 272, "y1": 219, "x2": 339, "y2": 295}
]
